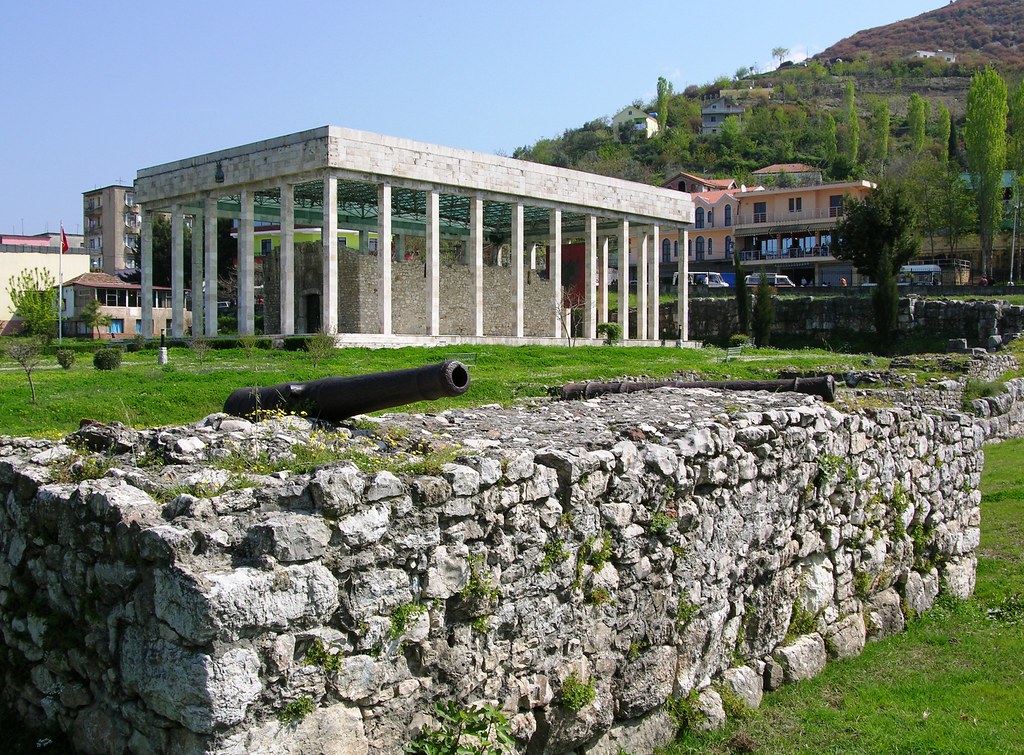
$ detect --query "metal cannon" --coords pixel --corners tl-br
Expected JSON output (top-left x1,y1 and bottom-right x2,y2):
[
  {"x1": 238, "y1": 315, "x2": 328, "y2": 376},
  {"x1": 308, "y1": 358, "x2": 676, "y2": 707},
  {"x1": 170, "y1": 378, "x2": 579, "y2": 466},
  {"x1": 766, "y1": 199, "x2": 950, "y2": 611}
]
[
  {"x1": 223, "y1": 360, "x2": 471, "y2": 422},
  {"x1": 557, "y1": 375, "x2": 836, "y2": 403}
]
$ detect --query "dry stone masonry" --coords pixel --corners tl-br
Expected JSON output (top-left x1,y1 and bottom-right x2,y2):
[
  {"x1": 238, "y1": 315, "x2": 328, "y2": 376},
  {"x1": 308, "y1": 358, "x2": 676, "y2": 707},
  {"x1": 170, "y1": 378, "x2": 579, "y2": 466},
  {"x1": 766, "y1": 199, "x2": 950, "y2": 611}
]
[{"x1": 0, "y1": 379, "x2": 1002, "y2": 754}]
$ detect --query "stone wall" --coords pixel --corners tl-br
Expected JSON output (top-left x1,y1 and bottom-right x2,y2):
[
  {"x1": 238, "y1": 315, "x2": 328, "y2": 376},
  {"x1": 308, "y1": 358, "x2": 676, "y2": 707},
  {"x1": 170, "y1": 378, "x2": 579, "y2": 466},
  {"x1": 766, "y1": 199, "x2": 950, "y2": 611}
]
[
  {"x1": 684, "y1": 296, "x2": 1024, "y2": 345},
  {"x1": 0, "y1": 387, "x2": 985, "y2": 754},
  {"x1": 265, "y1": 247, "x2": 553, "y2": 337}
]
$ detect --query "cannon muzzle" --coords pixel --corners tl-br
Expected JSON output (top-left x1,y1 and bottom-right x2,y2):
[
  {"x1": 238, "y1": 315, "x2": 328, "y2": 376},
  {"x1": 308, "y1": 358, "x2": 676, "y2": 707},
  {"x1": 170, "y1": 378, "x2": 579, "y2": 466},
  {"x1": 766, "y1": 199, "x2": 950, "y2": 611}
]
[{"x1": 223, "y1": 360, "x2": 471, "y2": 422}]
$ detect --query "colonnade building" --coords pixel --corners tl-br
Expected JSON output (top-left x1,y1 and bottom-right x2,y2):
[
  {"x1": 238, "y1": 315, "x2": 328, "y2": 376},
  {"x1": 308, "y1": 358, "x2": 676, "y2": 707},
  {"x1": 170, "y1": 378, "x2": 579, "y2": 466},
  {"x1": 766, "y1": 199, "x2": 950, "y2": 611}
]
[{"x1": 134, "y1": 126, "x2": 696, "y2": 345}]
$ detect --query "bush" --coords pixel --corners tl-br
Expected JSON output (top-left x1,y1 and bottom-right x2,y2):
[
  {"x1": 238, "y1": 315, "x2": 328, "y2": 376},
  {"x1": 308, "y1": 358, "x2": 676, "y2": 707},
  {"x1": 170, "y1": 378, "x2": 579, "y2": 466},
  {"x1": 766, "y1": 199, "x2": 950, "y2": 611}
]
[
  {"x1": 93, "y1": 348, "x2": 123, "y2": 371},
  {"x1": 55, "y1": 349, "x2": 75, "y2": 369},
  {"x1": 596, "y1": 322, "x2": 622, "y2": 346},
  {"x1": 126, "y1": 334, "x2": 147, "y2": 353}
]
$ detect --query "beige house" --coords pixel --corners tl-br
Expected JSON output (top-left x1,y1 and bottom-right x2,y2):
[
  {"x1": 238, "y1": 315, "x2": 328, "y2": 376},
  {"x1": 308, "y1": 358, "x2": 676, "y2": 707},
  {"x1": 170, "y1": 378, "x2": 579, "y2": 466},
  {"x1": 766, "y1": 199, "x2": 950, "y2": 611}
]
[
  {"x1": 611, "y1": 106, "x2": 659, "y2": 140},
  {"x1": 0, "y1": 244, "x2": 90, "y2": 334},
  {"x1": 63, "y1": 272, "x2": 184, "y2": 339}
]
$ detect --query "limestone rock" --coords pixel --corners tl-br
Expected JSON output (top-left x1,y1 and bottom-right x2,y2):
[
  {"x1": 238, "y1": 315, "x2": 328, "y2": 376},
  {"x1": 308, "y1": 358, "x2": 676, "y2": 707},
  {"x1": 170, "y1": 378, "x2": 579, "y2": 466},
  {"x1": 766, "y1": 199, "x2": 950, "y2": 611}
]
[
  {"x1": 824, "y1": 614, "x2": 866, "y2": 660},
  {"x1": 721, "y1": 665, "x2": 763, "y2": 709},
  {"x1": 773, "y1": 633, "x2": 827, "y2": 683}
]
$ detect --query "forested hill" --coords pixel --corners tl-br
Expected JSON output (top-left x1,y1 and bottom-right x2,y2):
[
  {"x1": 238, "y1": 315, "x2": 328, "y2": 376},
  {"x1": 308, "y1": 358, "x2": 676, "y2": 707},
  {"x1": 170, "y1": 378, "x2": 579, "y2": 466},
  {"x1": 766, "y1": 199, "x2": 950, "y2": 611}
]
[
  {"x1": 512, "y1": 0, "x2": 1019, "y2": 188},
  {"x1": 818, "y1": 0, "x2": 1024, "y2": 72}
]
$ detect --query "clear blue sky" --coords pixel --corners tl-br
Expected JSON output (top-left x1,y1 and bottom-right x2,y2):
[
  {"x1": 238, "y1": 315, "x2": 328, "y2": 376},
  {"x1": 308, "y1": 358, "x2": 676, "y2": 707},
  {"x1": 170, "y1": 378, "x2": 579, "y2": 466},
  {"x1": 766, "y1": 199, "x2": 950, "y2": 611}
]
[{"x1": 2, "y1": 0, "x2": 941, "y2": 236}]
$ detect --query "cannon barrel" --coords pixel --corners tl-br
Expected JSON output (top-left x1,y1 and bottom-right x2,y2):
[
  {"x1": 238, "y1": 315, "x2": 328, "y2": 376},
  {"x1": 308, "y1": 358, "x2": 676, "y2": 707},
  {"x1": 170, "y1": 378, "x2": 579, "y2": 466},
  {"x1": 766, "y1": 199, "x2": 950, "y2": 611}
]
[
  {"x1": 223, "y1": 360, "x2": 471, "y2": 422},
  {"x1": 558, "y1": 375, "x2": 836, "y2": 403}
]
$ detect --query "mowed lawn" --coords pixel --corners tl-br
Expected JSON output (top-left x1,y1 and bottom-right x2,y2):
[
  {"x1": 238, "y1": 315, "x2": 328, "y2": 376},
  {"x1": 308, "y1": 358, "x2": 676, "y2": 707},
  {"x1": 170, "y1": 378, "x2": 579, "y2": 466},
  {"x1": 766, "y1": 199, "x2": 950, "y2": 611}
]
[
  {"x1": 661, "y1": 438, "x2": 1024, "y2": 755},
  {"x1": 0, "y1": 342, "x2": 867, "y2": 438}
]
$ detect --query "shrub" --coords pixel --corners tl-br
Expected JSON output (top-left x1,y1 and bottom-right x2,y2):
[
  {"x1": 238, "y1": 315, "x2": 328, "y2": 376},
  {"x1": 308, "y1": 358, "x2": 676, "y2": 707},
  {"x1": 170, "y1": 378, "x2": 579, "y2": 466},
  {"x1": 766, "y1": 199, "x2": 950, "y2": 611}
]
[
  {"x1": 596, "y1": 321, "x2": 622, "y2": 345},
  {"x1": 126, "y1": 334, "x2": 147, "y2": 352},
  {"x1": 751, "y1": 275, "x2": 775, "y2": 346},
  {"x1": 304, "y1": 331, "x2": 337, "y2": 369},
  {"x1": 93, "y1": 348, "x2": 123, "y2": 371},
  {"x1": 560, "y1": 673, "x2": 596, "y2": 711},
  {"x1": 405, "y1": 701, "x2": 514, "y2": 754},
  {"x1": 55, "y1": 349, "x2": 75, "y2": 369}
]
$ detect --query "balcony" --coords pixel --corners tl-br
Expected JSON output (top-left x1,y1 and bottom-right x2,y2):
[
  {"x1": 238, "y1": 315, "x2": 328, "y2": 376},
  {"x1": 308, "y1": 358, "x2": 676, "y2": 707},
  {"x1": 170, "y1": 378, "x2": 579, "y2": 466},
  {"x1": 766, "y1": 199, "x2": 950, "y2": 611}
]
[
  {"x1": 84, "y1": 201, "x2": 102, "y2": 215},
  {"x1": 739, "y1": 245, "x2": 833, "y2": 262},
  {"x1": 734, "y1": 207, "x2": 844, "y2": 229}
]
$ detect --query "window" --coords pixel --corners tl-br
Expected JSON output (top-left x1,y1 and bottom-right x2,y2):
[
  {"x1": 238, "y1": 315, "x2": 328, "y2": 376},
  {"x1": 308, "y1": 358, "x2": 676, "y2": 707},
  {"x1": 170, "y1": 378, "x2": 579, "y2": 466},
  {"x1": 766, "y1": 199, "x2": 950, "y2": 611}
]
[
  {"x1": 135, "y1": 320, "x2": 142, "y2": 335},
  {"x1": 725, "y1": 236, "x2": 734, "y2": 253},
  {"x1": 124, "y1": 192, "x2": 135, "y2": 206},
  {"x1": 707, "y1": 239, "x2": 713, "y2": 257},
  {"x1": 369, "y1": 238, "x2": 378, "y2": 252},
  {"x1": 724, "y1": 205, "x2": 732, "y2": 227},
  {"x1": 695, "y1": 208, "x2": 705, "y2": 229},
  {"x1": 695, "y1": 237, "x2": 705, "y2": 260},
  {"x1": 788, "y1": 197, "x2": 803, "y2": 213},
  {"x1": 829, "y1": 195, "x2": 844, "y2": 217},
  {"x1": 753, "y1": 202, "x2": 767, "y2": 223},
  {"x1": 674, "y1": 240, "x2": 678, "y2": 258},
  {"x1": 260, "y1": 238, "x2": 272, "y2": 255},
  {"x1": 662, "y1": 238, "x2": 672, "y2": 263},
  {"x1": 109, "y1": 319, "x2": 124, "y2": 335},
  {"x1": 707, "y1": 210, "x2": 714, "y2": 228}
]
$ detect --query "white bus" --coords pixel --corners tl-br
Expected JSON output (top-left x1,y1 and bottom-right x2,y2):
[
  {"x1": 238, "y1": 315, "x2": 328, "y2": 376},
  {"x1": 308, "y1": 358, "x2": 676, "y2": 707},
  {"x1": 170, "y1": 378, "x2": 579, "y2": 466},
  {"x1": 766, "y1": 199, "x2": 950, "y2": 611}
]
[{"x1": 898, "y1": 264, "x2": 942, "y2": 286}]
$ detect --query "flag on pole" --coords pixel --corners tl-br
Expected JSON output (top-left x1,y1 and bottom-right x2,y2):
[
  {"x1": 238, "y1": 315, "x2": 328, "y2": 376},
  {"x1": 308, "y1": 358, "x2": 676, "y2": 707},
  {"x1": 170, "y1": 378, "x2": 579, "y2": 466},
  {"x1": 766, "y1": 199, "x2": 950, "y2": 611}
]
[{"x1": 61, "y1": 226, "x2": 69, "y2": 254}]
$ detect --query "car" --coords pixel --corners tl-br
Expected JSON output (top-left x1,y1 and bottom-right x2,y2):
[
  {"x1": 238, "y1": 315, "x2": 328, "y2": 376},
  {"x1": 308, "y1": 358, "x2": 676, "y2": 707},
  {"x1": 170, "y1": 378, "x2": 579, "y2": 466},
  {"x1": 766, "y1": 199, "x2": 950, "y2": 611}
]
[{"x1": 744, "y1": 273, "x2": 795, "y2": 288}]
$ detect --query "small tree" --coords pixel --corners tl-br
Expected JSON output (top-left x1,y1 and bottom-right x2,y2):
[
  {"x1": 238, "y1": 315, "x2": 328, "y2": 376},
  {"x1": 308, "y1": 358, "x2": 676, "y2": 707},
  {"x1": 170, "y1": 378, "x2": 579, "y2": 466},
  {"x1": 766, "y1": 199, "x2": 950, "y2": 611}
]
[
  {"x1": 833, "y1": 180, "x2": 919, "y2": 278},
  {"x1": 189, "y1": 335, "x2": 213, "y2": 371},
  {"x1": 873, "y1": 249, "x2": 900, "y2": 354},
  {"x1": 751, "y1": 275, "x2": 775, "y2": 347},
  {"x1": 304, "y1": 330, "x2": 337, "y2": 368},
  {"x1": 772, "y1": 47, "x2": 790, "y2": 68},
  {"x1": 81, "y1": 297, "x2": 112, "y2": 338},
  {"x1": 4, "y1": 338, "x2": 44, "y2": 403},
  {"x1": 7, "y1": 268, "x2": 58, "y2": 343},
  {"x1": 733, "y1": 247, "x2": 749, "y2": 335}
]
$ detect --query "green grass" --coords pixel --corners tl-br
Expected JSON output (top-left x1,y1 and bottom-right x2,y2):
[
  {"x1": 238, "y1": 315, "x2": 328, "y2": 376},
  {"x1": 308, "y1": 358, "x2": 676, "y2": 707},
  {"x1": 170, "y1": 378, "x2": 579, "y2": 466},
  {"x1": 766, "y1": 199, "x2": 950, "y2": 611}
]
[
  {"x1": 0, "y1": 340, "x2": 871, "y2": 438},
  {"x1": 660, "y1": 438, "x2": 1024, "y2": 755}
]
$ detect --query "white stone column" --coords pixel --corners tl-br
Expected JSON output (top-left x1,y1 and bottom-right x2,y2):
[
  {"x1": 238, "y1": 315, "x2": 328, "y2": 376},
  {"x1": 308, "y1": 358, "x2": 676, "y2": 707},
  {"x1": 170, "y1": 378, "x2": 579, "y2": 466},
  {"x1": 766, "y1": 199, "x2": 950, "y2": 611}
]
[
  {"x1": 599, "y1": 235, "x2": 609, "y2": 325},
  {"x1": 170, "y1": 204, "x2": 184, "y2": 338},
  {"x1": 141, "y1": 210, "x2": 153, "y2": 337},
  {"x1": 550, "y1": 209, "x2": 562, "y2": 339},
  {"x1": 426, "y1": 190, "x2": 440, "y2": 336},
  {"x1": 203, "y1": 196, "x2": 217, "y2": 337},
  {"x1": 191, "y1": 209, "x2": 204, "y2": 337},
  {"x1": 584, "y1": 214, "x2": 597, "y2": 340},
  {"x1": 679, "y1": 229, "x2": 690, "y2": 341},
  {"x1": 470, "y1": 195, "x2": 484, "y2": 337},
  {"x1": 322, "y1": 176, "x2": 339, "y2": 334},
  {"x1": 649, "y1": 224, "x2": 661, "y2": 341},
  {"x1": 377, "y1": 183, "x2": 393, "y2": 335},
  {"x1": 513, "y1": 202, "x2": 525, "y2": 338},
  {"x1": 280, "y1": 182, "x2": 295, "y2": 335},
  {"x1": 529, "y1": 243, "x2": 538, "y2": 271},
  {"x1": 359, "y1": 229, "x2": 369, "y2": 255},
  {"x1": 617, "y1": 220, "x2": 629, "y2": 340},
  {"x1": 238, "y1": 190, "x2": 255, "y2": 336},
  {"x1": 637, "y1": 229, "x2": 649, "y2": 341}
]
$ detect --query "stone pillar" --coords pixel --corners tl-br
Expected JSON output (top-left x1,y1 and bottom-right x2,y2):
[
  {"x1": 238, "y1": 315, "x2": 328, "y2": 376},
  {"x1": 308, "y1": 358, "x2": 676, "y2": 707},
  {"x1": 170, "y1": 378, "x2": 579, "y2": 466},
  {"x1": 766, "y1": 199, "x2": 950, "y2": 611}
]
[
  {"x1": 679, "y1": 229, "x2": 690, "y2": 342},
  {"x1": 203, "y1": 196, "x2": 218, "y2": 337},
  {"x1": 170, "y1": 204, "x2": 185, "y2": 338},
  {"x1": 470, "y1": 195, "x2": 484, "y2": 337},
  {"x1": 637, "y1": 229, "x2": 648, "y2": 341},
  {"x1": 584, "y1": 214, "x2": 597, "y2": 340},
  {"x1": 280, "y1": 182, "x2": 295, "y2": 336},
  {"x1": 618, "y1": 220, "x2": 629, "y2": 340},
  {"x1": 378, "y1": 183, "x2": 393, "y2": 335},
  {"x1": 238, "y1": 190, "x2": 255, "y2": 336},
  {"x1": 359, "y1": 229, "x2": 369, "y2": 255},
  {"x1": 322, "y1": 175, "x2": 339, "y2": 334},
  {"x1": 529, "y1": 242, "x2": 538, "y2": 271},
  {"x1": 426, "y1": 190, "x2": 440, "y2": 336},
  {"x1": 191, "y1": 209, "x2": 204, "y2": 337},
  {"x1": 513, "y1": 202, "x2": 525, "y2": 338},
  {"x1": 649, "y1": 224, "x2": 661, "y2": 341},
  {"x1": 395, "y1": 233, "x2": 405, "y2": 260},
  {"x1": 599, "y1": 235, "x2": 609, "y2": 326},
  {"x1": 141, "y1": 210, "x2": 153, "y2": 338},
  {"x1": 550, "y1": 209, "x2": 562, "y2": 339}
]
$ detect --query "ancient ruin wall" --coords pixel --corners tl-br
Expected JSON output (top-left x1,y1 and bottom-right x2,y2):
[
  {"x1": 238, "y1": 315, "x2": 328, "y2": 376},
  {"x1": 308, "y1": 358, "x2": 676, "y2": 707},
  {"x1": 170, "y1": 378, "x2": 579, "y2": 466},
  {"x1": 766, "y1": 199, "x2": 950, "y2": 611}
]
[{"x1": 0, "y1": 387, "x2": 985, "y2": 754}]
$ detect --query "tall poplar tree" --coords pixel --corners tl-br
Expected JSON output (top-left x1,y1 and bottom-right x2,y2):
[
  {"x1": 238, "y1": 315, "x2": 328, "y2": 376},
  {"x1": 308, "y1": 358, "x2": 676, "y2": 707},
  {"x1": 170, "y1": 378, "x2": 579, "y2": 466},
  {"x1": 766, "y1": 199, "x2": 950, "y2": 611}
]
[
  {"x1": 907, "y1": 94, "x2": 927, "y2": 154},
  {"x1": 656, "y1": 77, "x2": 671, "y2": 134},
  {"x1": 936, "y1": 103, "x2": 952, "y2": 164},
  {"x1": 964, "y1": 66, "x2": 1008, "y2": 278},
  {"x1": 870, "y1": 98, "x2": 890, "y2": 165},
  {"x1": 840, "y1": 81, "x2": 859, "y2": 165}
]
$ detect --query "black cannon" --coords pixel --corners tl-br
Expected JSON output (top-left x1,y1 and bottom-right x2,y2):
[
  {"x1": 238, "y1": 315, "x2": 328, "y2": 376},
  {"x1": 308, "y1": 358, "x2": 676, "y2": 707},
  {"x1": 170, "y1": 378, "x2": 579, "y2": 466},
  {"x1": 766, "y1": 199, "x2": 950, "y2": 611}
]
[
  {"x1": 223, "y1": 360, "x2": 471, "y2": 422},
  {"x1": 557, "y1": 375, "x2": 836, "y2": 403}
]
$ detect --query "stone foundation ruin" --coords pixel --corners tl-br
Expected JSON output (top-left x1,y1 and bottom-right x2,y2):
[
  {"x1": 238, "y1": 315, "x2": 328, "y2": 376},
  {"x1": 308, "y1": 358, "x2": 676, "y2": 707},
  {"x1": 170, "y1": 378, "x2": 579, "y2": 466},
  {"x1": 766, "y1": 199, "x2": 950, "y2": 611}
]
[{"x1": 2, "y1": 377, "x2": 1010, "y2": 754}]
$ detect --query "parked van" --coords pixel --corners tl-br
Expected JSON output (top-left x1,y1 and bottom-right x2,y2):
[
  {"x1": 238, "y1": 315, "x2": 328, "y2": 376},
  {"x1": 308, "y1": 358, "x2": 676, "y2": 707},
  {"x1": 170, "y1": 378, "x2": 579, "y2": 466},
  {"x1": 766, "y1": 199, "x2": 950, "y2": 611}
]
[
  {"x1": 744, "y1": 273, "x2": 796, "y2": 288},
  {"x1": 898, "y1": 264, "x2": 942, "y2": 286},
  {"x1": 672, "y1": 271, "x2": 729, "y2": 288}
]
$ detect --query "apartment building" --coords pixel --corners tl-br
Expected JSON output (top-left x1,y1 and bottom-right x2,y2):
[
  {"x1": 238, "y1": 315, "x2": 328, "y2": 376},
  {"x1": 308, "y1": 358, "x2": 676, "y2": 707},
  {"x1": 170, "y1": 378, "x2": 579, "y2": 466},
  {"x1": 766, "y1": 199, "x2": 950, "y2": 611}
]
[{"x1": 82, "y1": 184, "x2": 141, "y2": 274}]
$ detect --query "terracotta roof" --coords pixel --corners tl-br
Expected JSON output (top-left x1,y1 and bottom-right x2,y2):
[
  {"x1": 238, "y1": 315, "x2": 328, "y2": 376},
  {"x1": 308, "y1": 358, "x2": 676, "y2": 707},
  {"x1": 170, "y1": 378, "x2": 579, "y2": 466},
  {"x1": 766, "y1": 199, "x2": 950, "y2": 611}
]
[
  {"x1": 66, "y1": 272, "x2": 171, "y2": 290},
  {"x1": 753, "y1": 163, "x2": 819, "y2": 174}
]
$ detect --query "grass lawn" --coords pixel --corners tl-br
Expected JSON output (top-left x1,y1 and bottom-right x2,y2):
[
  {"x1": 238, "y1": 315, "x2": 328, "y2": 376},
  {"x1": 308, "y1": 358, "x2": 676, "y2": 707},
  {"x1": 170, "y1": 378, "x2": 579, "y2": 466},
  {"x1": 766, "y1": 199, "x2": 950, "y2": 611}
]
[
  {"x1": 660, "y1": 438, "x2": 1024, "y2": 755},
  {"x1": 0, "y1": 341, "x2": 870, "y2": 438}
]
